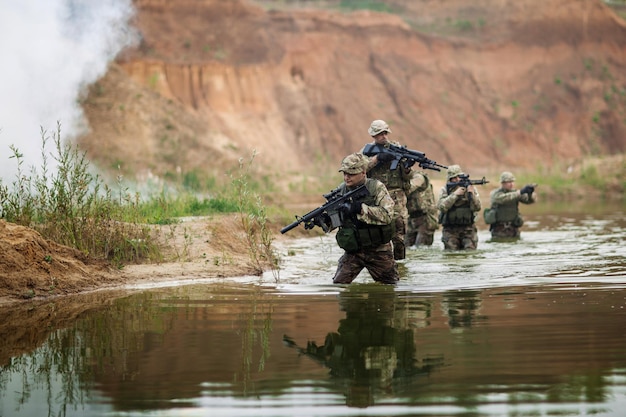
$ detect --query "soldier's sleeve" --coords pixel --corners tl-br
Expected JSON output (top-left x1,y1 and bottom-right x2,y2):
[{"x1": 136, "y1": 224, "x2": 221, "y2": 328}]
[
  {"x1": 360, "y1": 181, "x2": 394, "y2": 225},
  {"x1": 519, "y1": 192, "x2": 536, "y2": 204},
  {"x1": 411, "y1": 173, "x2": 427, "y2": 192},
  {"x1": 437, "y1": 186, "x2": 458, "y2": 213},
  {"x1": 470, "y1": 190, "x2": 482, "y2": 211},
  {"x1": 491, "y1": 188, "x2": 520, "y2": 205}
]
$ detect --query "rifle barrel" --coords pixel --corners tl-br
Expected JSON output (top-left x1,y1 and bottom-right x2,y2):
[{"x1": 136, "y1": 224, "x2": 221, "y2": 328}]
[
  {"x1": 280, "y1": 221, "x2": 301, "y2": 234},
  {"x1": 280, "y1": 184, "x2": 369, "y2": 234}
]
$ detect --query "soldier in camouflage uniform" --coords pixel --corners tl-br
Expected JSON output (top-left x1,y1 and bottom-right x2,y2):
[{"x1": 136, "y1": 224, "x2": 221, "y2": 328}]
[
  {"x1": 486, "y1": 171, "x2": 537, "y2": 239},
  {"x1": 437, "y1": 165, "x2": 482, "y2": 250},
  {"x1": 324, "y1": 153, "x2": 399, "y2": 285},
  {"x1": 360, "y1": 120, "x2": 413, "y2": 260},
  {"x1": 405, "y1": 172, "x2": 438, "y2": 247}
]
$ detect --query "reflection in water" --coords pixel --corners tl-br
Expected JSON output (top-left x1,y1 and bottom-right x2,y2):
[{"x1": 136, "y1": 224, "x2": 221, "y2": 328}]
[
  {"x1": 441, "y1": 289, "x2": 483, "y2": 328},
  {"x1": 284, "y1": 285, "x2": 443, "y2": 407},
  {"x1": 0, "y1": 286, "x2": 278, "y2": 416},
  {"x1": 0, "y1": 284, "x2": 625, "y2": 416}
]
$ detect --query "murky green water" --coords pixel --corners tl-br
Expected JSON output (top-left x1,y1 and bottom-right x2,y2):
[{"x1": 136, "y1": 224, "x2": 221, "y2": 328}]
[{"x1": 1, "y1": 203, "x2": 625, "y2": 416}]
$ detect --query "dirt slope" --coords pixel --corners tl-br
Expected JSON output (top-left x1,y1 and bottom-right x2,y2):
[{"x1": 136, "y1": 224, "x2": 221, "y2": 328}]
[
  {"x1": 0, "y1": 214, "x2": 275, "y2": 305},
  {"x1": 79, "y1": 0, "x2": 626, "y2": 188}
]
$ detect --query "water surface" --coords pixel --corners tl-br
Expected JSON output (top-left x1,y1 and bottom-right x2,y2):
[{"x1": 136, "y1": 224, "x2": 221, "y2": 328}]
[{"x1": 0, "y1": 203, "x2": 625, "y2": 417}]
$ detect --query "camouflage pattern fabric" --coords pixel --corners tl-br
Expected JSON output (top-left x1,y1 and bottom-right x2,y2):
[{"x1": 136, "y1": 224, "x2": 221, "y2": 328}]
[
  {"x1": 388, "y1": 189, "x2": 408, "y2": 260},
  {"x1": 440, "y1": 225, "x2": 478, "y2": 250},
  {"x1": 490, "y1": 187, "x2": 536, "y2": 206},
  {"x1": 489, "y1": 187, "x2": 536, "y2": 239},
  {"x1": 437, "y1": 184, "x2": 482, "y2": 216},
  {"x1": 489, "y1": 222, "x2": 521, "y2": 239},
  {"x1": 331, "y1": 178, "x2": 398, "y2": 284},
  {"x1": 357, "y1": 178, "x2": 395, "y2": 225},
  {"x1": 405, "y1": 172, "x2": 438, "y2": 247},
  {"x1": 406, "y1": 214, "x2": 437, "y2": 246},
  {"x1": 332, "y1": 246, "x2": 399, "y2": 284},
  {"x1": 437, "y1": 184, "x2": 482, "y2": 250},
  {"x1": 360, "y1": 140, "x2": 412, "y2": 260}
]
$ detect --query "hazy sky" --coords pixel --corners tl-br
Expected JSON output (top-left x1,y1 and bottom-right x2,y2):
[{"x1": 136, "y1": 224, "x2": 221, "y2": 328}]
[{"x1": 0, "y1": 0, "x2": 138, "y2": 182}]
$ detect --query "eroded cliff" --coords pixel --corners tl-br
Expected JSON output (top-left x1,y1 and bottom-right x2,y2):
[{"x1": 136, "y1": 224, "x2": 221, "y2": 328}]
[{"x1": 79, "y1": 0, "x2": 626, "y2": 190}]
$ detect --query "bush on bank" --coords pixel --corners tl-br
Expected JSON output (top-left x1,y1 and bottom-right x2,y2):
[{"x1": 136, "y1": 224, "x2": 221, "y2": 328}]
[{"x1": 0, "y1": 124, "x2": 276, "y2": 270}]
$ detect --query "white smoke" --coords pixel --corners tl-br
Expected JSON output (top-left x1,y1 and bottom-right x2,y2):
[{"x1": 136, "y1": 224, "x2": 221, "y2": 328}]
[{"x1": 0, "y1": 0, "x2": 138, "y2": 182}]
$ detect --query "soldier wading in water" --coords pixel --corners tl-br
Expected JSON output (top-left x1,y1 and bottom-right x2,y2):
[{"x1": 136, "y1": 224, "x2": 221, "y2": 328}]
[
  {"x1": 405, "y1": 171, "x2": 438, "y2": 247},
  {"x1": 317, "y1": 153, "x2": 399, "y2": 285},
  {"x1": 360, "y1": 120, "x2": 413, "y2": 261},
  {"x1": 437, "y1": 165, "x2": 482, "y2": 250},
  {"x1": 485, "y1": 171, "x2": 537, "y2": 239}
]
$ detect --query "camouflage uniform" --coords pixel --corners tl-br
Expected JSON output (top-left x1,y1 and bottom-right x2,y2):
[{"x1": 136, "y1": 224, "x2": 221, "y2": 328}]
[
  {"x1": 488, "y1": 171, "x2": 536, "y2": 239},
  {"x1": 437, "y1": 165, "x2": 482, "y2": 250},
  {"x1": 331, "y1": 153, "x2": 399, "y2": 285},
  {"x1": 360, "y1": 120, "x2": 412, "y2": 260},
  {"x1": 405, "y1": 172, "x2": 438, "y2": 247}
]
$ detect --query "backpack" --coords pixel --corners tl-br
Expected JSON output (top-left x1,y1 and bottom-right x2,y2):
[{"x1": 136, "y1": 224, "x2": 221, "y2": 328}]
[{"x1": 483, "y1": 207, "x2": 497, "y2": 224}]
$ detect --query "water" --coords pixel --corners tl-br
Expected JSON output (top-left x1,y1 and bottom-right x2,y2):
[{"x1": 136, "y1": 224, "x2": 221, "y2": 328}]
[{"x1": 1, "y1": 203, "x2": 625, "y2": 417}]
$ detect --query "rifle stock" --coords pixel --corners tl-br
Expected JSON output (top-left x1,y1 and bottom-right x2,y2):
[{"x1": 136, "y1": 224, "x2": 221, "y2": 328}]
[
  {"x1": 280, "y1": 184, "x2": 369, "y2": 234},
  {"x1": 362, "y1": 143, "x2": 447, "y2": 171}
]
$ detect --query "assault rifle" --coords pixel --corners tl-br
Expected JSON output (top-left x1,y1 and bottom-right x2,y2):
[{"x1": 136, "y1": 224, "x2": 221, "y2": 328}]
[
  {"x1": 280, "y1": 184, "x2": 369, "y2": 234},
  {"x1": 446, "y1": 174, "x2": 489, "y2": 201},
  {"x1": 362, "y1": 143, "x2": 447, "y2": 171}
]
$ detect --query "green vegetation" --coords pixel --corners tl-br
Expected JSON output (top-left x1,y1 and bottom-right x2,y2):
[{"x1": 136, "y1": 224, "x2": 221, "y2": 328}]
[
  {"x1": 516, "y1": 156, "x2": 626, "y2": 200},
  {"x1": 0, "y1": 124, "x2": 160, "y2": 267},
  {"x1": 0, "y1": 123, "x2": 277, "y2": 270},
  {"x1": 230, "y1": 152, "x2": 279, "y2": 278},
  {"x1": 338, "y1": 1, "x2": 393, "y2": 13}
]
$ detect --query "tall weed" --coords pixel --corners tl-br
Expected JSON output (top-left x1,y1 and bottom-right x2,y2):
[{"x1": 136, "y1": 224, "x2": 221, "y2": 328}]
[
  {"x1": 0, "y1": 123, "x2": 160, "y2": 267},
  {"x1": 229, "y1": 152, "x2": 279, "y2": 279}
]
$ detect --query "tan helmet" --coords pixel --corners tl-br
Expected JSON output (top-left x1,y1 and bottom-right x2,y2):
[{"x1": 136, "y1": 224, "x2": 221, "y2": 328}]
[
  {"x1": 447, "y1": 164, "x2": 464, "y2": 180},
  {"x1": 500, "y1": 171, "x2": 516, "y2": 182},
  {"x1": 368, "y1": 119, "x2": 391, "y2": 136},
  {"x1": 339, "y1": 153, "x2": 369, "y2": 174}
]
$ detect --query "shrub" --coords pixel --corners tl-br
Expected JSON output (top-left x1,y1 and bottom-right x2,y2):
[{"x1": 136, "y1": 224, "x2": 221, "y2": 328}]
[{"x1": 0, "y1": 123, "x2": 160, "y2": 267}]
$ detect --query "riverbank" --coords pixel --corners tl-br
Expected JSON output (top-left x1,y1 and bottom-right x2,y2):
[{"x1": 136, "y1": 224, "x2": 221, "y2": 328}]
[
  {"x1": 0, "y1": 180, "x2": 623, "y2": 306},
  {"x1": 0, "y1": 214, "x2": 285, "y2": 306}
]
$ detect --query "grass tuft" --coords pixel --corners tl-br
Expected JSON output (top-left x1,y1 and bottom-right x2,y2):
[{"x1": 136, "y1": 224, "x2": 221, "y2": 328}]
[{"x1": 0, "y1": 123, "x2": 160, "y2": 267}]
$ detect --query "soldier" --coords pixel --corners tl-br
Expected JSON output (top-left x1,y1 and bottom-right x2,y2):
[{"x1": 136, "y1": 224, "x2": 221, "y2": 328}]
[
  {"x1": 360, "y1": 119, "x2": 413, "y2": 260},
  {"x1": 485, "y1": 171, "x2": 537, "y2": 239},
  {"x1": 437, "y1": 164, "x2": 482, "y2": 250},
  {"x1": 405, "y1": 172, "x2": 438, "y2": 247},
  {"x1": 324, "y1": 153, "x2": 399, "y2": 284}
]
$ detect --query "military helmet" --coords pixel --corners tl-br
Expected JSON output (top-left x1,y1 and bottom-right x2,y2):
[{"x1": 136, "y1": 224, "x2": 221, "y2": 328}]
[
  {"x1": 446, "y1": 164, "x2": 464, "y2": 180},
  {"x1": 500, "y1": 171, "x2": 516, "y2": 182},
  {"x1": 339, "y1": 153, "x2": 369, "y2": 174},
  {"x1": 368, "y1": 119, "x2": 391, "y2": 136}
]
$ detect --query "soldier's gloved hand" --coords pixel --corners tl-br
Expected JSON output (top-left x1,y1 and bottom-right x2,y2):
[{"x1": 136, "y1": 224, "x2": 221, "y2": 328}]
[
  {"x1": 377, "y1": 152, "x2": 395, "y2": 162},
  {"x1": 404, "y1": 159, "x2": 416, "y2": 168},
  {"x1": 520, "y1": 184, "x2": 535, "y2": 195},
  {"x1": 342, "y1": 201, "x2": 363, "y2": 215},
  {"x1": 306, "y1": 214, "x2": 330, "y2": 230},
  {"x1": 317, "y1": 213, "x2": 331, "y2": 227},
  {"x1": 453, "y1": 186, "x2": 466, "y2": 196}
]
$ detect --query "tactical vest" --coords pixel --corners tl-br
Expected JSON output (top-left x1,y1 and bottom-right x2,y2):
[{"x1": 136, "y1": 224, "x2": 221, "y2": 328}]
[
  {"x1": 439, "y1": 187, "x2": 475, "y2": 226},
  {"x1": 442, "y1": 206, "x2": 474, "y2": 226},
  {"x1": 367, "y1": 145, "x2": 407, "y2": 191},
  {"x1": 494, "y1": 201, "x2": 519, "y2": 223},
  {"x1": 335, "y1": 179, "x2": 395, "y2": 252}
]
